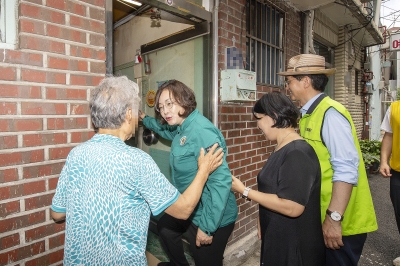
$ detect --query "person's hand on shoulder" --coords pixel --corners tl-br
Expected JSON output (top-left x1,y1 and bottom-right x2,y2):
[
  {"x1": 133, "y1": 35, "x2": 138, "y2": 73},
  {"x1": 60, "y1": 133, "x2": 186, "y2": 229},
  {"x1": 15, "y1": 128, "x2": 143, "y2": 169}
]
[{"x1": 198, "y1": 143, "x2": 224, "y2": 174}]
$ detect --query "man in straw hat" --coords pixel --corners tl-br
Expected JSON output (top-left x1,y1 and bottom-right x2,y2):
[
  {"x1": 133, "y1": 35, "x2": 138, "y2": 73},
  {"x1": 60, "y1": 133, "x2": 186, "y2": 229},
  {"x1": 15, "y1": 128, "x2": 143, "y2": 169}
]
[{"x1": 278, "y1": 54, "x2": 377, "y2": 266}]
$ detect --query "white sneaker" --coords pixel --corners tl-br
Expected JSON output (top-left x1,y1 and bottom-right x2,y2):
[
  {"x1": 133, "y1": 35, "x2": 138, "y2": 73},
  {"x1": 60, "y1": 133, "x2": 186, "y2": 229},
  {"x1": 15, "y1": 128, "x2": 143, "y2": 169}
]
[{"x1": 393, "y1": 257, "x2": 400, "y2": 266}]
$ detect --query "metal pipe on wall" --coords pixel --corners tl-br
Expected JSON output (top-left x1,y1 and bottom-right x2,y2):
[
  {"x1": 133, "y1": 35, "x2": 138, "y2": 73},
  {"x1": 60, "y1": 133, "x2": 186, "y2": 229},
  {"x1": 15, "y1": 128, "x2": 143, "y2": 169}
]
[
  {"x1": 302, "y1": 10, "x2": 315, "y2": 54},
  {"x1": 211, "y1": 0, "x2": 219, "y2": 126}
]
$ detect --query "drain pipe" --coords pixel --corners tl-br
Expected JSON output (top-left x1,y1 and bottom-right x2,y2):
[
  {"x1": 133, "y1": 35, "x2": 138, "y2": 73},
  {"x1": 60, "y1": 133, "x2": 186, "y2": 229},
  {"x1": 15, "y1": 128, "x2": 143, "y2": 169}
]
[{"x1": 211, "y1": 0, "x2": 219, "y2": 126}]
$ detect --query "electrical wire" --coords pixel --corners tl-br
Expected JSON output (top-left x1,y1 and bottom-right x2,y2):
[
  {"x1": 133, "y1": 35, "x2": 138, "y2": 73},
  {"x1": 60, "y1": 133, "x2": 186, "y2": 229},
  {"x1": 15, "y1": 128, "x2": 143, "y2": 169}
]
[
  {"x1": 381, "y1": 9, "x2": 400, "y2": 18},
  {"x1": 381, "y1": 4, "x2": 398, "y2": 12},
  {"x1": 332, "y1": 0, "x2": 375, "y2": 47},
  {"x1": 350, "y1": 25, "x2": 367, "y2": 70},
  {"x1": 386, "y1": 13, "x2": 400, "y2": 29}
]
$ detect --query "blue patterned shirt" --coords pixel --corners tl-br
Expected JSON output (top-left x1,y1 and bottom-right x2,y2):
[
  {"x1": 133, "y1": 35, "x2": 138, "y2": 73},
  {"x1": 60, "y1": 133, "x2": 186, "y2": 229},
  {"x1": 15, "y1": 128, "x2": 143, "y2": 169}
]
[{"x1": 51, "y1": 134, "x2": 179, "y2": 265}]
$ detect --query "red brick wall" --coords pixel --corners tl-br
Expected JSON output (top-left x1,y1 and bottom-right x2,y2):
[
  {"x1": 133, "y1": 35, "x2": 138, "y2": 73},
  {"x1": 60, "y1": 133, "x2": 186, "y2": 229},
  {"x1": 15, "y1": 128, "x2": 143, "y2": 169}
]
[
  {"x1": 217, "y1": 0, "x2": 302, "y2": 245},
  {"x1": 0, "y1": 1, "x2": 105, "y2": 265}
]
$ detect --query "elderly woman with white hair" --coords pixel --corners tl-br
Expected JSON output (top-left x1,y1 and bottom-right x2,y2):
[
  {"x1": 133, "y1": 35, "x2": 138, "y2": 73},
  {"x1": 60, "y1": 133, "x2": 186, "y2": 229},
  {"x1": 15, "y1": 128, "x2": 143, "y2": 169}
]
[{"x1": 50, "y1": 76, "x2": 223, "y2": 266}]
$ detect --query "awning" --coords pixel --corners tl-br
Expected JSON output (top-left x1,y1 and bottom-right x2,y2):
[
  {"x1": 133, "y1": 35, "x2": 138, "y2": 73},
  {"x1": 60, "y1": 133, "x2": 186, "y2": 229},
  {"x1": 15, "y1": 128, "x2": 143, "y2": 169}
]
[{"x1": 290, "y1": 0, "x2": 384, "y2": 46}]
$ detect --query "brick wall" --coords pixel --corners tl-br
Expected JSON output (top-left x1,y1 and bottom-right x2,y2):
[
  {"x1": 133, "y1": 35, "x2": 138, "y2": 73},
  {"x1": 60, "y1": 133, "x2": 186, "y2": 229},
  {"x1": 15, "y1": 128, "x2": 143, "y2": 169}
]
[
  {"x1": 0, "y1": 1, "x2": 105, "y2": 265},
  {"x1": 217, "y1": 0, "x2": 302, "y2": 246},
  {"x1": 0, "y1": 0, "x2": 303, "y2": 262}
]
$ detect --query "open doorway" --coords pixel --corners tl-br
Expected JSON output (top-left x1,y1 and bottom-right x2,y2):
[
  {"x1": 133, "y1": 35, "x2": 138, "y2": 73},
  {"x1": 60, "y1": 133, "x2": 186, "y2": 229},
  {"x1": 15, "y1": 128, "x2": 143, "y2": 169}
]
[{"x1": 111, "y1": 0, "x2": 212, "y2": 150}]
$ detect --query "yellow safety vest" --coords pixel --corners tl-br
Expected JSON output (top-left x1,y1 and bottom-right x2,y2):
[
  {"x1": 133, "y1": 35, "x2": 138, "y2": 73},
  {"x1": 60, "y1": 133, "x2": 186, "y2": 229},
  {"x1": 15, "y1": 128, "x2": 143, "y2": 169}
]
[
  {"x1": 299, "y1": 95, "x2": 378, "y2": 236},
  {"x1": 390, "y1": 101, "x2": 400, "y2": 171}
]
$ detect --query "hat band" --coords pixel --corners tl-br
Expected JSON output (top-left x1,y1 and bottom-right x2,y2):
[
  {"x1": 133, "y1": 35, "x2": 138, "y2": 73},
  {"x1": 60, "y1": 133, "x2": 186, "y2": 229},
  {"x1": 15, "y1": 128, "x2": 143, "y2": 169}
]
[{"x1": 288, "y1": 65, "x2": 326, "y2": 72}]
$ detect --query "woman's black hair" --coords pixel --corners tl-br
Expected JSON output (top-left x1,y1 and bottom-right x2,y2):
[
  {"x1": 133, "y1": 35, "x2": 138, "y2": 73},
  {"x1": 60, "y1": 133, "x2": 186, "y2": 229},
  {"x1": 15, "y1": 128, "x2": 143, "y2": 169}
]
[{"x1": 252, "y1": 91, "x2": 300, "y2": 128}]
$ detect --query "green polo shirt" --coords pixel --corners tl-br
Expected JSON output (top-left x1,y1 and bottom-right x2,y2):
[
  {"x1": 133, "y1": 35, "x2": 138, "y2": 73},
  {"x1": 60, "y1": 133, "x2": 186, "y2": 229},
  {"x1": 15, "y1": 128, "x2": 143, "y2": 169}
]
[{"x1": 143, "y1": 109, "x2": 238, "y2": 235}]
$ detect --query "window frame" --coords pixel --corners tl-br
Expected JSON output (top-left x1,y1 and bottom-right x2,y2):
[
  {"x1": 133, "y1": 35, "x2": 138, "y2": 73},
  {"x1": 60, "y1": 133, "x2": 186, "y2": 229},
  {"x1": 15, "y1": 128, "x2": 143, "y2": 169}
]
[
  {"x1": 313, "y1": 40, "x2": 335, "y2": 98},
  {"x1": 0, "y1": 0, "x2": 18, "y2": 50},
  {"x1": 245, "y1": 0, "x2": 285, "y2": 86}
]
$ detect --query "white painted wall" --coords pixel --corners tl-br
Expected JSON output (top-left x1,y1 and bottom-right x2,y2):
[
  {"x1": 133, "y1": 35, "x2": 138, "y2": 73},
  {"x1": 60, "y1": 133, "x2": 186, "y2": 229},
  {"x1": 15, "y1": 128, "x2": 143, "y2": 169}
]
[{"x1": 113, "y1": 15, "x2": 192, "y2": 66}]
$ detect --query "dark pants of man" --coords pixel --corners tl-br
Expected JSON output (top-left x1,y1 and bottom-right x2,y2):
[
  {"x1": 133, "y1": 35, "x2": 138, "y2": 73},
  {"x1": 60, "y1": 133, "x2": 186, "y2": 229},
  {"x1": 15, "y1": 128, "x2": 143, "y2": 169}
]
[
  {"x1": 157, "y1": 213, "x2": 234, "y2": 266},
  {"x1": 390, "y1": 169, "x2": 400, "y2": 234},
  {"x1": 325, "y1": 233, "x2": 367, "y2": 266}
]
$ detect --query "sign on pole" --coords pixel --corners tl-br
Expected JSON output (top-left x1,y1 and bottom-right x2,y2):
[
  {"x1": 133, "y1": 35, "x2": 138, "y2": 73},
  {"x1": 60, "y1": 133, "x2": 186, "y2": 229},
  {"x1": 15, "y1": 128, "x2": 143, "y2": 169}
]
[{"x1": 390, "y1": 33, "x2": 400, "y2": 51}]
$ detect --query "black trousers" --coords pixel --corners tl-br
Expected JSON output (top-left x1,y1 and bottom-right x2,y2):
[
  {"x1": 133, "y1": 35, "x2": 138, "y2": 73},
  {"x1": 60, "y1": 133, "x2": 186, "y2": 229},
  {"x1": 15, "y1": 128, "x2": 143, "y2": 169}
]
[
  {"x1": 390, "y1": 169, "x2": 400, "y2": 234},
  {"x1": 325, "y1": 233, "x2": 367, "y2": 266},
  {"x1": 157, "y1": 213, "x2": 234, "y2": 266}
]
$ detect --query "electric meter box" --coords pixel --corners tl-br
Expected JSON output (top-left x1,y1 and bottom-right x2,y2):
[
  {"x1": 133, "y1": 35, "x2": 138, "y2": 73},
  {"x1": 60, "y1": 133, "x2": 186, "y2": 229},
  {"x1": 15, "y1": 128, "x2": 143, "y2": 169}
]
[
  {"x1": 220, "y1": 69, "x2": 256, "y2": 102},
  {"x1": 366, "y1": 82, "x2": 374, "y2": 94}
]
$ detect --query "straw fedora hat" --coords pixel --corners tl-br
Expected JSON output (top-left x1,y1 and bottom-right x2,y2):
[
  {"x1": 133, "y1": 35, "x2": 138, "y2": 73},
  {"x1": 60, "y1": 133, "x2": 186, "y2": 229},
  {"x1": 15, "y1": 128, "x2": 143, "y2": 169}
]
[{"x1": 278, "y1": 54, "x2": 336, "y2": 76}]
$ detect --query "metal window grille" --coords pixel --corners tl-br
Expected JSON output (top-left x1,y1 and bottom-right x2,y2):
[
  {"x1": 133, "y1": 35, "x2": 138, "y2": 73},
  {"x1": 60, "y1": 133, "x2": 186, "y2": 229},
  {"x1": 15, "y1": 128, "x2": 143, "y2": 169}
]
[{"x1": 246, "y1": 0, "x2": 285, "y2": 85}]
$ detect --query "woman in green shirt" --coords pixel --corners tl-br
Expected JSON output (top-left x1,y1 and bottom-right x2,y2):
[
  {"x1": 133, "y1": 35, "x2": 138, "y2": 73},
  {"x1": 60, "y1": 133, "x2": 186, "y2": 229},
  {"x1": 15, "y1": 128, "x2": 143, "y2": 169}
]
[{"x1": 139, "y1": 80, "x2": 238, "y2": 266}]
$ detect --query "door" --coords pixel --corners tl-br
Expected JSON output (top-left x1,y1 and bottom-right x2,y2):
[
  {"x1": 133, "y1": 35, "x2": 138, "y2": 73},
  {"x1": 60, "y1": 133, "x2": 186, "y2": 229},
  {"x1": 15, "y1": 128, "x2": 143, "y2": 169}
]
[
  {"x1": 139, "y1": 37, "x2": 209, "y2": 183},
  {"x1": 114, "y1": 61, "x2": 138, "y2": 147}
]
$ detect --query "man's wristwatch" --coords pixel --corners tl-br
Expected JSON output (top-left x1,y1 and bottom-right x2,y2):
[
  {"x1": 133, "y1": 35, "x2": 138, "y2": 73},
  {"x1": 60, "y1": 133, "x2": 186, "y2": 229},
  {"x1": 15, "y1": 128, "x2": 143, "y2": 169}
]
[
  {"x1": 242, "y1": 187, "x2": 251, "y2": 200},
  {"x1": 326, "y1": 209, "x2": 344, "y2": 221}
]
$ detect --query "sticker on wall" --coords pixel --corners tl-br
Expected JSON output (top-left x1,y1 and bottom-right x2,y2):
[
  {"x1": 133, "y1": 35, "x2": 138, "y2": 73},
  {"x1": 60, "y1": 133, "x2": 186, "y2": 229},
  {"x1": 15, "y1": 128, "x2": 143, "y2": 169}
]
[{"x1": 146, "y1": 90, "x2": 156, "y2": 107}]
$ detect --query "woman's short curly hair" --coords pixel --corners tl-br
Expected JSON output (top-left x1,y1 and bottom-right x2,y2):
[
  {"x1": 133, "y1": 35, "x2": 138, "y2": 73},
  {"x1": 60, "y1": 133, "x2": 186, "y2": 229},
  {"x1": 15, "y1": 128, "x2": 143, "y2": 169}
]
[
  {"x1": 154, "y1": 80, "x2": 197, "y2": 124},
  {"x1": 252, "y1": 91, "x2": 300, "y2": 128},
  {"x1": 90, "y1": 75, "x2": 140, "y2": 130}
]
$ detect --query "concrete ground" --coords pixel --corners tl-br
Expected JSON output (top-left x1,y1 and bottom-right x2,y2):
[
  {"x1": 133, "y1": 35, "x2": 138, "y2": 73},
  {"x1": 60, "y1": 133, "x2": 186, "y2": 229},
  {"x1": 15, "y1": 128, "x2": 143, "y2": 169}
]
[
  {"x1": 148, "y1": 173, "x2": 399, "y2": 266},
  {"x1": 240, "y1": 173, "x2": 400, "y2": 266}
]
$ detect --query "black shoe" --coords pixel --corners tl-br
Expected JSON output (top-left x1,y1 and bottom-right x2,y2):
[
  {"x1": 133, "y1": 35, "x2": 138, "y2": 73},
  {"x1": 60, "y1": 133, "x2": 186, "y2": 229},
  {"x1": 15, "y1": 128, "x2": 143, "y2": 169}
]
[{"x1": 157, "y1": 263, "x2": 171, "y2": 266}]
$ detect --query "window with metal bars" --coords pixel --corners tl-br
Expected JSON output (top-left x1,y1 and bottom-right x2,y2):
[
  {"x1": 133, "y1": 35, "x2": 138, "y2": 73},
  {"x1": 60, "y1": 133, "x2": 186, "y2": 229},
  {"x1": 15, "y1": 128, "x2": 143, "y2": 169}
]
[
  {"x1": 245, "y1": 0, "x2": 285, "y2": 86},
  {"x1": 313, "y1": 40, "x2": 335, "y2": 98}
]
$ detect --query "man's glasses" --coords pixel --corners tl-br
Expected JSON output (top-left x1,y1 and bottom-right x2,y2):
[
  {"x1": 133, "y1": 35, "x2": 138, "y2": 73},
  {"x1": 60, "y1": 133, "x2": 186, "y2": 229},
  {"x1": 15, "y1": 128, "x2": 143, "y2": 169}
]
[
  {"x1": 283, "y1": 79, "x2": 294, "y2": 88},
  {"x1": 156, "y1": 100, "x2": 174, "y2": 113},
  {"x1": 283, "y1": 76, "x2": 304, "y2": 88}
]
